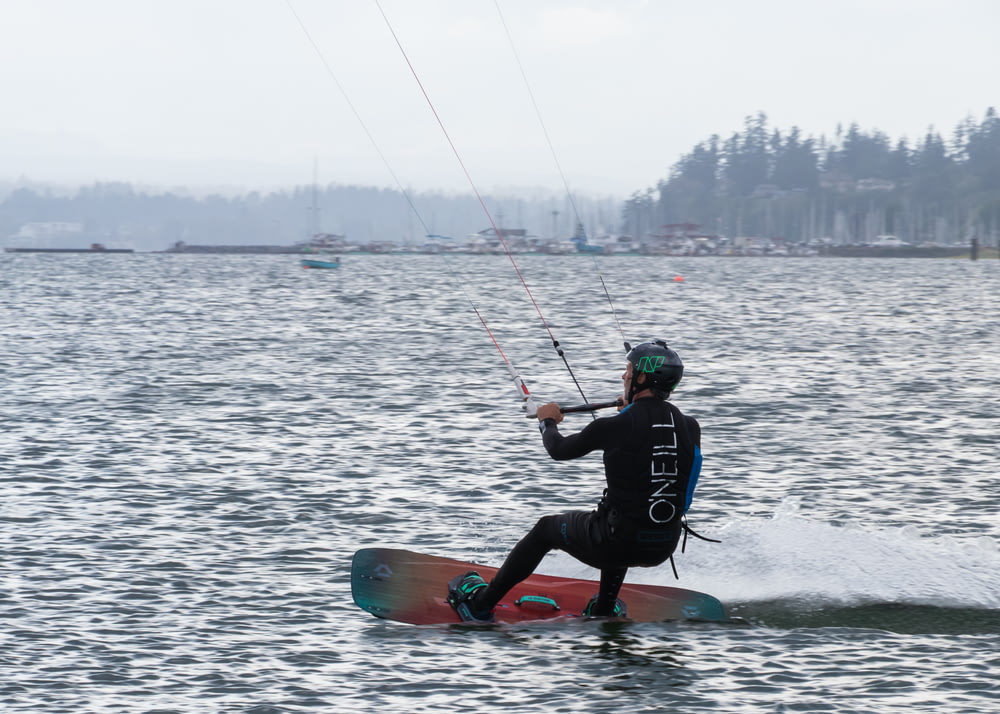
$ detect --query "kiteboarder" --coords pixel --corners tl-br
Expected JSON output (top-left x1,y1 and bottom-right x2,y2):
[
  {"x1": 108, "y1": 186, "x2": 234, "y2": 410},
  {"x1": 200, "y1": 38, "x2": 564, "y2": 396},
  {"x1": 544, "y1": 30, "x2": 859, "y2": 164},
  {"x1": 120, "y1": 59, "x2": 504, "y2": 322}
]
[{"x1": 447, "y1": 340, "x2": 704, "y2": 621}]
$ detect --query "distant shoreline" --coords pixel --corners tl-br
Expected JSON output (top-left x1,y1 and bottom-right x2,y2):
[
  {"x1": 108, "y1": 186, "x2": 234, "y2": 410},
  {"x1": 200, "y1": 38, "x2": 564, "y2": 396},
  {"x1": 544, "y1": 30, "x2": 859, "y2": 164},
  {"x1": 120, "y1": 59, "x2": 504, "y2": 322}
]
[
  {"x1": 5, "y1": 246, "x2": 995, "y2": 259},
  {"x1": 4, "y1": 246, "x2": 134, "y2": 254}
]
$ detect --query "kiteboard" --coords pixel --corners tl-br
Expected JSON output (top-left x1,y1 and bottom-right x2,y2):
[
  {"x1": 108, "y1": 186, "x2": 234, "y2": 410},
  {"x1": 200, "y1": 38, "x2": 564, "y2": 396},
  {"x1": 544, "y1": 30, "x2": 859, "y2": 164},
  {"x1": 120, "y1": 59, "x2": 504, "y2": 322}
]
[{"x1": 351, "y1": 547, "x2": 726, "y2": 625}]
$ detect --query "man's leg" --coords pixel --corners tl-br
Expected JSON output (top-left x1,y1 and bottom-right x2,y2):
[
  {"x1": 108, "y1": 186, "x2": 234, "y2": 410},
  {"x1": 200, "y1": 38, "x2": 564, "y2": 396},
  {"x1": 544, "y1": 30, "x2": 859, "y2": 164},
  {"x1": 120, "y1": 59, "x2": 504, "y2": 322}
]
[
  {"x1": 588, "y1": 566, "x2": 628, "y2": 616},
  {"x1": 474, "y1": 511, "x2": 589, "y2": 611}
]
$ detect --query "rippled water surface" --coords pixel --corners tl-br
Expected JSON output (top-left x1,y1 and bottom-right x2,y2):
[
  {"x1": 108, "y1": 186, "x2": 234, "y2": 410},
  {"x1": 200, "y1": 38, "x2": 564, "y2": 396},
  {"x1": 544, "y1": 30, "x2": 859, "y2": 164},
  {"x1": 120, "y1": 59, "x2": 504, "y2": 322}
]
[{"x1": 3, "y1": 253, "x2": 999, "y2": 713}]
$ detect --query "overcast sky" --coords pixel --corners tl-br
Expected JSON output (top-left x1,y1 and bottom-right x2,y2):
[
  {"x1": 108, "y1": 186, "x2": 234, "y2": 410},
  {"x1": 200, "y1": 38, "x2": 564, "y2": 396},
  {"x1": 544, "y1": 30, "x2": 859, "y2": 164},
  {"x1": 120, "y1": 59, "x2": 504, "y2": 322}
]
[{"x1": 2, "y1": 0, "x2": 997, "y2": 198}]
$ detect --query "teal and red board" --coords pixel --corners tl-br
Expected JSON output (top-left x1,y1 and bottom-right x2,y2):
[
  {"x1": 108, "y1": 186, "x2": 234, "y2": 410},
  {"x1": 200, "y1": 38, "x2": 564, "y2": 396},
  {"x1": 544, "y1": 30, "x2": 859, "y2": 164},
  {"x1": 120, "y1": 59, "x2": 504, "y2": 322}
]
[{"x1": 351, "y1": 547, "x2": 726, "y2": 625}]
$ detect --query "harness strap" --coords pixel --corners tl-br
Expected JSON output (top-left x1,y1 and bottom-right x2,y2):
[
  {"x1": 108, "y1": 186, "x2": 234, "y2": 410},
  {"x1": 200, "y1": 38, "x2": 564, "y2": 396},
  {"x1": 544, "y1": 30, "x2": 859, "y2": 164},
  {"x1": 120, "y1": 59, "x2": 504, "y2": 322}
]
[
  {"x1": 681, "y1": 517, "x2": 721, "y2": 553},
  {"x1": 668, "y1": 517, "x2": 722, "y2": 581}
]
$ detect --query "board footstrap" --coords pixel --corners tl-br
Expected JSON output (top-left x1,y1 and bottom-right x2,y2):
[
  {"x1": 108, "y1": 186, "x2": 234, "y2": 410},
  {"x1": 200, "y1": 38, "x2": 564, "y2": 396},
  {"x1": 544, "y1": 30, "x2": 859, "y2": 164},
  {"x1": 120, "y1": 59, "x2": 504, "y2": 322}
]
[{"x1": 514, "y1": 595, "x2": 561, "y2": 611}]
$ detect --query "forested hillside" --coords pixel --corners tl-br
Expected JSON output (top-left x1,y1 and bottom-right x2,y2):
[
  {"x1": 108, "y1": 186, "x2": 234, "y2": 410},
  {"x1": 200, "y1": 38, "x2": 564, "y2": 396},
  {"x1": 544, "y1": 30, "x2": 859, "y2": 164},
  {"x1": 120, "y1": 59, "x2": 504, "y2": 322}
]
[{"x1": 622, "y1": 109, "x2": 1000, "y2": 245}]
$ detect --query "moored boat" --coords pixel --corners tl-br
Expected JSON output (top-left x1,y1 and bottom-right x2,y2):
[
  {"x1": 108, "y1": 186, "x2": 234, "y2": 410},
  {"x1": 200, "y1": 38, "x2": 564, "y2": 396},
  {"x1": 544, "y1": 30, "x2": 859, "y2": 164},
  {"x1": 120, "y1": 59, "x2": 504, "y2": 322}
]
[{"x1": 300, "y1": 257, "x2": 340, "y2": 269}]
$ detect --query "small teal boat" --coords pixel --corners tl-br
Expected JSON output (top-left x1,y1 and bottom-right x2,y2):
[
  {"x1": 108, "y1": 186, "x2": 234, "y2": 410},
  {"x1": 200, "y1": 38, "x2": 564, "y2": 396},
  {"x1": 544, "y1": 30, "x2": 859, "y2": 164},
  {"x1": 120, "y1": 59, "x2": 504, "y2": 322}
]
[{"x1": 301, "y1": 258, "x2": 340, "y2": 269}]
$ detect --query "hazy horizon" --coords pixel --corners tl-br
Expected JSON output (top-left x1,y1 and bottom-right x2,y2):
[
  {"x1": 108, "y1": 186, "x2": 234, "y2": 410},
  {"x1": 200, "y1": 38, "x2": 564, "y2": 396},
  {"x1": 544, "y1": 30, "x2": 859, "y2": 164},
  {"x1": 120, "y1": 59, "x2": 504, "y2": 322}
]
[{"x1": 3, "y1": 1, "x2": 998, "y2": 200}]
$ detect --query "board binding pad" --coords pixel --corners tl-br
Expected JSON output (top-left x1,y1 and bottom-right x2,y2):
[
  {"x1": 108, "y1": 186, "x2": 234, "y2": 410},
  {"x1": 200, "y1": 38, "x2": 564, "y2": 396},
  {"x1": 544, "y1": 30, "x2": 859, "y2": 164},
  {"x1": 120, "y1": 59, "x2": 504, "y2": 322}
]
[{"x1": 352, "y1": 547, "x2": 726, "y2": 625}]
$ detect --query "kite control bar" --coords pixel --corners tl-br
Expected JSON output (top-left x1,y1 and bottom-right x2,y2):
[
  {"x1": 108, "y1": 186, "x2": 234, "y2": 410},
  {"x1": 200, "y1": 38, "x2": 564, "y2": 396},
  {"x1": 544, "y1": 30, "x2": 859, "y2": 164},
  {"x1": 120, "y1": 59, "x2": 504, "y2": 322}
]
[
  {"x1": 521, "y1": 397, "x2": 622, "y2": 418},
  {"x1": 559, "y1": 399, "x2": 623, "y2": 414}
]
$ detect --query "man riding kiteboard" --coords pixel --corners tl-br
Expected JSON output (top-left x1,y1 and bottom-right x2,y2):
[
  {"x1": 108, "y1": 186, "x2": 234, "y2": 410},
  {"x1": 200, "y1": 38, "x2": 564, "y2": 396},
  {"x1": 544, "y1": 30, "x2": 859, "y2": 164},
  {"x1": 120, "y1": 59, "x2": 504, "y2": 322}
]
[{"x1": 447, "y1": 340, "x2": 704, "y2": 621}]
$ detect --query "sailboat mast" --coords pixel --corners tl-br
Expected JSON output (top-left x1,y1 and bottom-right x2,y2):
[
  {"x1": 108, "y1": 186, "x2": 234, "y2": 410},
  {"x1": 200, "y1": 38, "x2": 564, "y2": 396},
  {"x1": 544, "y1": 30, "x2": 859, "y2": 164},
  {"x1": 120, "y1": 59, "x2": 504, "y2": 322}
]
[{"x1": 311, "y1": 157, "x2": 320, "y2": 238}]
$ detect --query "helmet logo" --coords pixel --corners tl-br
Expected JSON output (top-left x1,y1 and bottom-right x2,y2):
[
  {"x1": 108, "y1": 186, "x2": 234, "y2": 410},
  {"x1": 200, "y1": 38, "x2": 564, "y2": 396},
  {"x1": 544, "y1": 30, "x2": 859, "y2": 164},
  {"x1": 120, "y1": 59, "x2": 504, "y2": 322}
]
[{"x1": 637, "y1": 355, "x2": 665, "y2": 373}]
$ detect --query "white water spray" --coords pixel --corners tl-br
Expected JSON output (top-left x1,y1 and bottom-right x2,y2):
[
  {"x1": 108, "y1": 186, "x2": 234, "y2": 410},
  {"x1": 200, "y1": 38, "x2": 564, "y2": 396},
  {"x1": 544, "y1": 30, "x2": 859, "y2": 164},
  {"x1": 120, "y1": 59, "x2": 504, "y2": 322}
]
[{"x1": 543, "y1": 497, "x2": 999, "y2": 609}]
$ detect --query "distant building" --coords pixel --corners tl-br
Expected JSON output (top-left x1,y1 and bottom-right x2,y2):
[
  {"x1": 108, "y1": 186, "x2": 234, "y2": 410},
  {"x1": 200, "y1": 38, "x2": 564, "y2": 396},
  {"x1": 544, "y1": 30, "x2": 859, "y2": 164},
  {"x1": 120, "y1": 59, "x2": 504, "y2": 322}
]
[
  {"x1": 751, "y1": 184, "x2": 783, "y2": 199},
  {"x1": 819, "y1": 174, "x2": 854, "y2": 193},
  {"x1": 10, "y1": 221, "x2": 84, "y2": 240},
  {"x1": 4, "y1": 221, "x2": 118, "y2": 250},
  {"x1": 856, "y1": 178, "x2": 896, "y2": 192}
]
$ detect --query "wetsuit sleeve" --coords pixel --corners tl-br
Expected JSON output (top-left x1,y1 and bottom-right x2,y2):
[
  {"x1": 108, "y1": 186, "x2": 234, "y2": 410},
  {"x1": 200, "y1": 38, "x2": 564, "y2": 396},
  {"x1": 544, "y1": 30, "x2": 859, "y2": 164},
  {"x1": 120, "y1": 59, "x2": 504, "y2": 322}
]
[{"x1": 539, "y1": 413, "x2": 626, "y2": 461}]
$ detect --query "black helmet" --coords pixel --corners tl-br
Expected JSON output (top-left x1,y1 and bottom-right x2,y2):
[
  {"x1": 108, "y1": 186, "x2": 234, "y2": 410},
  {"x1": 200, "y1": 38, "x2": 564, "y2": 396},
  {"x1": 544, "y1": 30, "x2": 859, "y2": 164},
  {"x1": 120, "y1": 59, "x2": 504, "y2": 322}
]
[{"x1": 626, "y1": 340, "x2": 684, "y2": 397}]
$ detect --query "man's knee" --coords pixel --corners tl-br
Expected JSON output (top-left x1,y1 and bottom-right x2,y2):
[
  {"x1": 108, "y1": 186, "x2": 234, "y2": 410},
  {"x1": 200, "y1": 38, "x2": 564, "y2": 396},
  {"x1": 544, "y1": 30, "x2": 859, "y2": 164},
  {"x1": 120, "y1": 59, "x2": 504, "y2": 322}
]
[{"x1": 529, "y1": 513, "x2": 572, "y2": 548}]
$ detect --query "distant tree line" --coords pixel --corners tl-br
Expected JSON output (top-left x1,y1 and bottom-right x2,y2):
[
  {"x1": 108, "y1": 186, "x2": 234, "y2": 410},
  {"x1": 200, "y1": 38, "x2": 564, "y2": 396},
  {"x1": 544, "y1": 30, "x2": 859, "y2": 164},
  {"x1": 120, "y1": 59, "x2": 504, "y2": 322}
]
[
  {"x1": 6, "y1": 110, "x2": 997, "y2": 251},
  {"x1": 0, "y1": 181, "x2": 619, "y2": 252},
  {"x1": 622, "y1": 109, "x2": 1000, "y2": 245}
]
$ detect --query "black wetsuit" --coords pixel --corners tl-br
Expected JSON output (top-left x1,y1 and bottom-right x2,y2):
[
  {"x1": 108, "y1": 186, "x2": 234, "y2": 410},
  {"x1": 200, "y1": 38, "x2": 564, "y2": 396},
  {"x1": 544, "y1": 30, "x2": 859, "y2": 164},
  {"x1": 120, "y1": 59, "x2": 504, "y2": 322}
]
[{"x1": 474, "y1": 396, "x2": 703, "y2": 616}]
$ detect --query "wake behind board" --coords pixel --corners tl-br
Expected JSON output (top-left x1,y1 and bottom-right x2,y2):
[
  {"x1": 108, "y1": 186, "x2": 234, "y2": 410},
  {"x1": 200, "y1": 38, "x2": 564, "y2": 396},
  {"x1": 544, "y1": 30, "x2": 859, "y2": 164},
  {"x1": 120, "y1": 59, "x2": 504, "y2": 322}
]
[{"x1": 352, "y1": 547, "x2": 726, "y2": 625}]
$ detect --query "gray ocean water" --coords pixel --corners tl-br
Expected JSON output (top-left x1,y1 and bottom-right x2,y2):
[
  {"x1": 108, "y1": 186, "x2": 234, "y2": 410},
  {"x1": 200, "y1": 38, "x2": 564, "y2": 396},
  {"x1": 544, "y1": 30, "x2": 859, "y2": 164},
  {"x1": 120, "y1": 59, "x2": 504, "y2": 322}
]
[{"x1": 3, "y1": 252, "x2": 999, "y2": 713}]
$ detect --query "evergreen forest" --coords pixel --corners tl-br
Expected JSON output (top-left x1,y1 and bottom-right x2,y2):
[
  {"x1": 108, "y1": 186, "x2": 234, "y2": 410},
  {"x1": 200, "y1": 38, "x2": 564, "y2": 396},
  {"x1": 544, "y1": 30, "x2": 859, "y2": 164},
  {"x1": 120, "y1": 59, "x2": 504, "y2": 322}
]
[{"x1": 622, "y1": 109, "x2": 1000, "y2": 247}]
